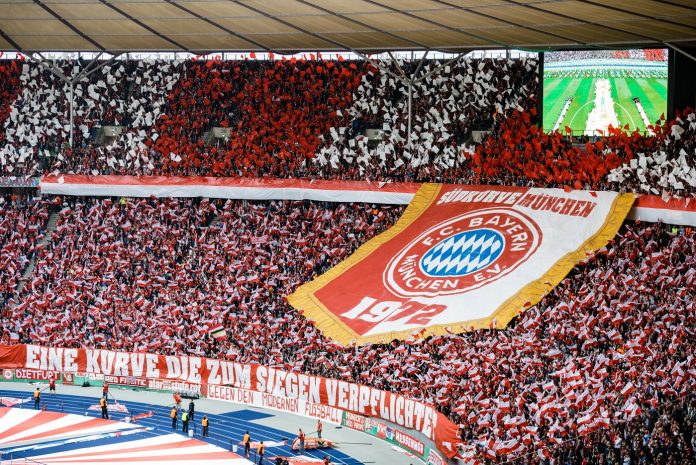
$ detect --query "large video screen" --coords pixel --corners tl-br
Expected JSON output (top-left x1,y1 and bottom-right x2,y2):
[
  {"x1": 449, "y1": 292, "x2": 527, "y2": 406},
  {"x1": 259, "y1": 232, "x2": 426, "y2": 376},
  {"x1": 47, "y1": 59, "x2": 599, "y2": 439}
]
[{"x1": 543, "y1": 49, "x2": 667, "y2": 135}]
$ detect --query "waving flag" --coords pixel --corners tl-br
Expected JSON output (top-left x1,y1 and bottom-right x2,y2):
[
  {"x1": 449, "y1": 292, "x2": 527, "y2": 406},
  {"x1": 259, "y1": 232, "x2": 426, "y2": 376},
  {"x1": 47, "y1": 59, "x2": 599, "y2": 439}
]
[
  {"x1": 208, "y1": 325, "x2": 227, "y2": 341},
  {"x1": 289, "y1": 184, "x2": 633, "y2": 345}
]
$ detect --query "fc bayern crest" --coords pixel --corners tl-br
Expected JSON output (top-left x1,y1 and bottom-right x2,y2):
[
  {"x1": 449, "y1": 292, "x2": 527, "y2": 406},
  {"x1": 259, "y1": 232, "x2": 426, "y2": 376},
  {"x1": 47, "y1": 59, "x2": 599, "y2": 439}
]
[{"x1": 384, "y1": 208, "x2": 542, "y2": 297}]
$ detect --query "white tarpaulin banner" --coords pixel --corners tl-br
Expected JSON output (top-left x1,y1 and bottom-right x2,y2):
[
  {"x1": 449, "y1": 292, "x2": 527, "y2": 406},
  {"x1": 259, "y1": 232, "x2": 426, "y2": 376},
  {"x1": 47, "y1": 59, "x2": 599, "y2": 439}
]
[
  {"x1": 289, "y1": 184, "x2": 635, "y2": 345},
  {"x1": 38, "y1": 175, "x2": 694, "y2": 225}
]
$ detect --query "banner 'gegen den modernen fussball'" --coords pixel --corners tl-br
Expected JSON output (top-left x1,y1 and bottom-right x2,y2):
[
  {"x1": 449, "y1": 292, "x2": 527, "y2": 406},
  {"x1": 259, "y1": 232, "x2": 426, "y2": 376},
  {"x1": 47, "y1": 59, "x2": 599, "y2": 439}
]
[
  {"x1": 289, "y1": 184, "x2": 634, "y2": 346},
  {"x1": 0, "y1": 343, "x2": 462, "y2": 459}
]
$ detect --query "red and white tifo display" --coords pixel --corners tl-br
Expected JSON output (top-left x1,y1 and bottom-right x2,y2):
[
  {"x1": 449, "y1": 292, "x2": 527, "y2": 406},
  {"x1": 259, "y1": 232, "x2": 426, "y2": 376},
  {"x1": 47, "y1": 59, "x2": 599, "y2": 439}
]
[
  {"x1": 291, "y1": 184, "x2": 635, "y2": 344},
  {"x1": 0, "y1": 407, "x2": 248, "y2": 465}
]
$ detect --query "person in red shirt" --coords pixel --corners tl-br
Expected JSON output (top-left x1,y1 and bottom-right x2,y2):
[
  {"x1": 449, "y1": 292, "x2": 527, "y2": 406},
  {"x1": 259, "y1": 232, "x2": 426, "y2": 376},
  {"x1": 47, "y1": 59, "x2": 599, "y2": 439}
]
[
  {"x1": 317, "y1": 419, "x2": 323, "y2": 438},
  {"x1": 102, "y1": 381, "x2": 109, "y2": 399},
  {"x1": 49, "y1": 377, "x2": 56, "y2": 395},
  {"x1": 298, "y1": 428, "x2": 305, "y2": 454}
]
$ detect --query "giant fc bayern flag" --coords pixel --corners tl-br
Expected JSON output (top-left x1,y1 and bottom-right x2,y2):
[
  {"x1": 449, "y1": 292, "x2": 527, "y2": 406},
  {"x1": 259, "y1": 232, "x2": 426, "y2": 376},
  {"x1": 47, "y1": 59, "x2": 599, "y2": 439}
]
[{"x1": 289, "y1": 184, "x2": 634, "y2": 346}]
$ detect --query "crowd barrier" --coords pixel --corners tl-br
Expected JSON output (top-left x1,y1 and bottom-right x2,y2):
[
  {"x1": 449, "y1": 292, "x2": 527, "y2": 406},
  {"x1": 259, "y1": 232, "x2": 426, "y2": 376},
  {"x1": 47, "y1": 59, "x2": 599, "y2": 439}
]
[{"x1": 0, "y1": 344, "x2": 457, "y2": 464}]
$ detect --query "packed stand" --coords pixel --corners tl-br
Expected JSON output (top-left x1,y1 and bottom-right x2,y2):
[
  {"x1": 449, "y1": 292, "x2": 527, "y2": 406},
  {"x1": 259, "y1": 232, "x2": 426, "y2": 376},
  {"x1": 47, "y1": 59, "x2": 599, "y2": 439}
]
[
  {"x1": 521, "y1": 398, "x2": 696, "y2": 465},
  {"x1": 310, "y1": 57, "x2": 537, "y2": 180},
  {"x1": 0, "y1": 59, "x2": 181, "y2": 176},
  {"x1": 606, "y1": 109, "x2": 696, "y2": 195},
  {"x1": 462, "y1": 107, "x2": 696, "y2": 197},
  {"x1": 151, "y1": 57, "x2": 364, "y2": 176},
  {"x1": 0, "y1": 59, "x2": 22, "y2": 167},
  {"x1": 2, "y1": 56, "x2": 696, "y2": 196},
  {"x1": 544, "y1": 49, "x2": 667, "y2": 63},
  {"x1": 1, "y1": 194, "x2": 694, "y2": 463},
  {"x1": 0, "y1": 194, "x2": 49, "y2": 310},
  {"x1": 0, "y1": 56, "x2": 535, "y2": 178},
  {"x1": 0, "y1": 55, "x2": 521, "y2": 182},
  {"x1": 418, "y1": 221, "x2": 695, "y2": 464},
  {"x1": 1, "y1": 197, "x2": 402, "y2": 354},
  {"x1": 0, "y1": 57, "x2": 364, "y2": 177}
]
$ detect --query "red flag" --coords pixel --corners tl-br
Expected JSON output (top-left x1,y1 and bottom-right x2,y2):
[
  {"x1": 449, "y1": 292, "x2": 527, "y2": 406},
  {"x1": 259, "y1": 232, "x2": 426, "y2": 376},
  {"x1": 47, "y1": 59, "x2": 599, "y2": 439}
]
[{"x1": 620, "y1": 382, "x2": 636, "y2": 396}]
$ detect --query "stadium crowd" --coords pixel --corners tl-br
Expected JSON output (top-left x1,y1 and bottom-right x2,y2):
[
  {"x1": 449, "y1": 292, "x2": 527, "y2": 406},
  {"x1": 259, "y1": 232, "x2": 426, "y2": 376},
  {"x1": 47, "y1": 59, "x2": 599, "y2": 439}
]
[
  {"x1": 0, "y1": 54, "x2": 694, "y2": 465},
  {"x1": 468, "y1": 107, "x2": 696, "y2": 196},
  {"x1": 0, "y1": 58, "x2": 181, "y2": 175},
  {"x1": 2, "y1": 197, "x2": 401, "y2": 355},
  {"x1": 1, "y1": 56, "x2": 695, "y2": 195},
  {"x1": 0, "y1": 193, "x2": 693, "y2": 464},
  {"x1": 0, "y1": 195, "x2": 48, "y2": 310},
  {"x1": 309, "y1": 56, "x2": 536, "y2": 180}
]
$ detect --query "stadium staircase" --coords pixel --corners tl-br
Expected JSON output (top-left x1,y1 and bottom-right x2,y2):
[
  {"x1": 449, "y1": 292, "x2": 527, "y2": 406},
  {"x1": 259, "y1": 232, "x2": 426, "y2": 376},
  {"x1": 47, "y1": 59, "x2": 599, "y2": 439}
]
[{"x1": 17, "y1": 212, "x2": 59, "y2": 294}]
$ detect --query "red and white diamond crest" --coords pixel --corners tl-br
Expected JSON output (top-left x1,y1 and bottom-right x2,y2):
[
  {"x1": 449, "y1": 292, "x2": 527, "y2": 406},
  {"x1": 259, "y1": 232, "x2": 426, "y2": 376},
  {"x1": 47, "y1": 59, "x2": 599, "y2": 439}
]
[{"x1": 384, "y1": 208, "x2": 542, "y2": 297}]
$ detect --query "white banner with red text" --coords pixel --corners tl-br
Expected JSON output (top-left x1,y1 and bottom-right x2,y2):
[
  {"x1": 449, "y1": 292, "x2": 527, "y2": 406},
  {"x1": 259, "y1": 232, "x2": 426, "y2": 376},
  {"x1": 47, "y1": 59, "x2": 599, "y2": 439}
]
[
  {"x1": 0, "y1": 343, "x2": 461, "y2": 459},
  {"x1": 289, "y1": 184, "x2": 634, "y2": 345},
  {"x1": 39, "y1": 175, "x2": 696, "y2": 225}
]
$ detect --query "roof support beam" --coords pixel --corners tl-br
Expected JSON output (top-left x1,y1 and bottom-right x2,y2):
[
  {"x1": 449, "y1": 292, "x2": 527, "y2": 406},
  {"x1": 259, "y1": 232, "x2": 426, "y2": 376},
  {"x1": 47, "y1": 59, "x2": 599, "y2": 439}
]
[
  {"x1": 413, "y1": 51, "x2": 429, "y2": 78},
  {"x1": 407, "y1": 52, "x2": 430, "y2": 143},
  {"x1": 163, "y1": 0, "x2": 271, "y2": 52},
  {"x1": 413, "y1": 52, "x2": 467, "y2": 84},
  {"x1": 429, "y1": 0, "x2": 586, "y2": 46},
  {"x1": 33, "y1": 0, "x2": 106, "y2": 51},
  {"x1": 33, "y1": 53, "x2": 71, "y2": 82},
  {"x1": 97, "y1": 0, "x2": 191, "y2": 53},
  {"x1": 658, "y1": 1, "x2": 696, "y2": 13},
  {"x1": 575, "y1": 0, "x2": 696, "y2": 32},
  {"x1": 351, "y1": 51, "x2": 406, "y2": 83},
  {"x1": 666, "y1": 42, "x2": 696, "y2": 64},
  {"x1": 387, "y1": 51, "x2": 409, "y2": 80},
  {"x1": 0, "y1": 27, "x2": 22, "y2": 52},
  {"x1": 31, "y1": 53, "x2": 122, "y2": 148},
  {"x1": 78, "y1": 53, "x2": 123, "y2": 82},
  {"x1": 294, "y1": 0, "x2": 430, "y2": 50},
  {"x1": 501, "y1": 0, "x2": 663, "y2": 46},
  {"x1": 72, "y1": 52, "x2": 104, "y2": 82},
  {"x1": 360, "y1": 0, "x2": 509, "y2": 49}
]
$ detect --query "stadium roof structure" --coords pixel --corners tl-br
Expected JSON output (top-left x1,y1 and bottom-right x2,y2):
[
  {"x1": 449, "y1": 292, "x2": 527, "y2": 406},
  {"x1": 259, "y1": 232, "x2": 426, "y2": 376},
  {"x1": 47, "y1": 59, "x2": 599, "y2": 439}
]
[{"x1": 0, "y1": 0, "x2": 695, "y2": 54}]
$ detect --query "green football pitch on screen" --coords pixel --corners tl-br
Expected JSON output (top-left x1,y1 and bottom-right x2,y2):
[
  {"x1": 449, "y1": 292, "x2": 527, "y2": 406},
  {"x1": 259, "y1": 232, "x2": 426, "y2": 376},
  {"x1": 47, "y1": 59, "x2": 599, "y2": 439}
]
[{"x1": 542, "y1": 49, "x2": 668, "y2": 135}]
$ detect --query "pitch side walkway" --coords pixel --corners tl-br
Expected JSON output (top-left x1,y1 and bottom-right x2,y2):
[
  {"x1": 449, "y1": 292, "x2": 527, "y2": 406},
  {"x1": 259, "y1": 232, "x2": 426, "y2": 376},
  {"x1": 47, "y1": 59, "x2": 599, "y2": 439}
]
[{"x1": 0, "y1": 382, "x2": 421, "y2": 465}]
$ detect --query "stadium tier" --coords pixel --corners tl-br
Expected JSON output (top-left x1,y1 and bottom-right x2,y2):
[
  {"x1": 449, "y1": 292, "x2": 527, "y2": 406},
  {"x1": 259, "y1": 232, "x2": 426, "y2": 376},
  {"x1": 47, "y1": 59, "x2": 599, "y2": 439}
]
[
  {"x1": 0, "y1": 196, "x2": 49, "y2": 303},
  {"x1": 0, "y1": 195, "x2": 694, "y2": 464},
  {"x1": 0, "y1": 57, "x2": 694, "y2": 195},
  {"x1": 0, "y1": 51, "x2": 695, "y2": 465}
]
